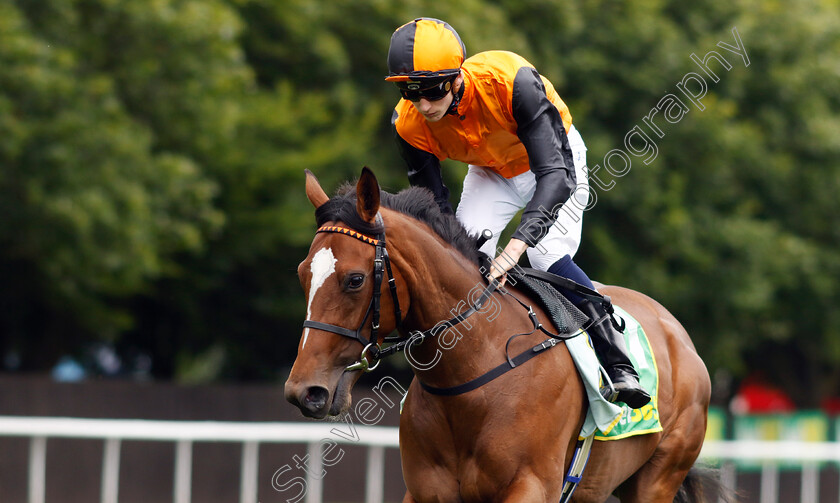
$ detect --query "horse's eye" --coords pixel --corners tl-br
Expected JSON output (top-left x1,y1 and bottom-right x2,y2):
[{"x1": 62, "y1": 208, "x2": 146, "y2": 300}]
[{"x1": 346, "y1": 274, "x2": 365, "y2": 290}]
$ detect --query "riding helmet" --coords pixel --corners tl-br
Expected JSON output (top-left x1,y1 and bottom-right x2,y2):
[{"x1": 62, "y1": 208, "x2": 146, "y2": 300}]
[{"x1": 385, "y1": 18, "x2": 466, "y2": 85}]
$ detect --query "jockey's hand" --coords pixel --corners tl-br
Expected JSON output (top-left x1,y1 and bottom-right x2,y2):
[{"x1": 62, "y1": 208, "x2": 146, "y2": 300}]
[{"x1": 487, "y1": 238, "x2": 528, "y2": 286}]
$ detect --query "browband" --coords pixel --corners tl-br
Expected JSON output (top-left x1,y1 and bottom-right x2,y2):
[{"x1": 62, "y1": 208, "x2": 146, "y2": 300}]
[{"x1": 316, "y1": 225, "x2": 381, "y2": 246}]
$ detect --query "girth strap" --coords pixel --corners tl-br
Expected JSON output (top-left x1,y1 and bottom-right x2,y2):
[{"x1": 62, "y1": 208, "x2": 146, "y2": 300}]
[{"x1": 419, "y1": 336, "x2": 566, "y2": 396}]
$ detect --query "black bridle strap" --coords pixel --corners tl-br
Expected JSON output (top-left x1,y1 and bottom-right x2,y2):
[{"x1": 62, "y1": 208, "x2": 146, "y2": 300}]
[
  {"x1": 302, "y1": 220, "x2": 402, "y2": 352},
  {"x1": 302, "y1": 219, "x2": 493, "y2": 365},
  {"x1": 370, "y1": 238, "x2": 385, "y2": 342},
  {"x1": 302, "y1": 292, "x2": 377, "y2": 342},
  {"x1": 302, "y1": 321, "x2": 358, "y2": 339},
  {"x1": 382, "y1": 247, "x2": 401, "y2": 330}
]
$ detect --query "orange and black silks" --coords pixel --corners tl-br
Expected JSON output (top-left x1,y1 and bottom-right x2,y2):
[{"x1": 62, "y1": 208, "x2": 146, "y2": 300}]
[{"x1": 392, "y1": 50, "x2": 577, "y2": 247}]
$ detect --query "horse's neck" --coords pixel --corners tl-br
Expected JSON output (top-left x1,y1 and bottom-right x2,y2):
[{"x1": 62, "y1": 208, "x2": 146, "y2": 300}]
[
  {"x1": 388, "y1": 218, "x2": 519, "y2": 387},
  {"x1": 386, "y1": 218, "x2": 482, "y2": 321}
]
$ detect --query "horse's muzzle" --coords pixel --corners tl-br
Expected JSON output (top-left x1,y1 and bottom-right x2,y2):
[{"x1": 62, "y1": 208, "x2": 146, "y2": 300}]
[{"x1": 285, "y1": 383, "x2": 331, "y2": 418}]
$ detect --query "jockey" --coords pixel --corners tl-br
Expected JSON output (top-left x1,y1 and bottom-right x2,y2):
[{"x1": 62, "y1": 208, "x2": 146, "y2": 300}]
[{"x1": 386, "y1": 18, "x2": 650, "y2": 409}]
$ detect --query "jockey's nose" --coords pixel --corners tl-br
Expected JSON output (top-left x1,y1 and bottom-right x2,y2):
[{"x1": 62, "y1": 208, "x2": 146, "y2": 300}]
[{"x1": 416, "y1": 98, "x2": 433, "y2": 112}]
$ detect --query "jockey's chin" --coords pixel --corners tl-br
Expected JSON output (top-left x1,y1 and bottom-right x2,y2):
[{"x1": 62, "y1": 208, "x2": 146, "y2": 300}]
[{"x1": 410, "y1": 94, "x2": 453, "y2": 123}]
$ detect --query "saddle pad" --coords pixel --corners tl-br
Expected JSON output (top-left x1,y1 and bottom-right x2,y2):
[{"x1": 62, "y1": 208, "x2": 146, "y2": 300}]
[
  {"x1": 509, "y1": 272, "x2": 588, "y2": 335},
  {"x1": 593, "y1": 305, "x2": 662, "y2": 440}
]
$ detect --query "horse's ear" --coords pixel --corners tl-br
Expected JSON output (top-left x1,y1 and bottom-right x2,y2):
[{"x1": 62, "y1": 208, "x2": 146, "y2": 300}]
[
  {"x1": 304, "y1": 169, "x2": 329, "y2": 209},
  {"x1": 356, "y1": 167, "x2": 380, "y2": 224}
]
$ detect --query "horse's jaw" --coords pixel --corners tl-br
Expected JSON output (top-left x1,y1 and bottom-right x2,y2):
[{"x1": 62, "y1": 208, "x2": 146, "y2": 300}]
[
  {"x1": 285, "y1": 367, "x2": 361, "y2": 419},
  {"x1": 327, "y1": 369, "x2": 359, "y2": 416}
]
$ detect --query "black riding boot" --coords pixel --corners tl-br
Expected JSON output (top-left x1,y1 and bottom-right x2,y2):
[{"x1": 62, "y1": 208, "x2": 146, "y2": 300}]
[{"x1": 578, "y1": 300, "x2": 651, "y2": 409}]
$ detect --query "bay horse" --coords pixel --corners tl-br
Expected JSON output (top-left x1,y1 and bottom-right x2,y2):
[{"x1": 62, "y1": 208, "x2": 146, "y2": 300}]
[{"x1": 286, "y1": 167, "x2": 724, "y2": 502}]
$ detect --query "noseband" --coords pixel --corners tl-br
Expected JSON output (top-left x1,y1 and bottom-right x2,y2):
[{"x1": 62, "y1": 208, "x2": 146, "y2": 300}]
[{"x1": 302, "y1": 217, "x2": 402, "y2": 372}]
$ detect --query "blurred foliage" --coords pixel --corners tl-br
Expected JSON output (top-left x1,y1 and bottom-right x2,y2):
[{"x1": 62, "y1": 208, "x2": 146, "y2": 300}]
[{"x1": 0, "y1": 0, "x2": 838, "y2": 407}]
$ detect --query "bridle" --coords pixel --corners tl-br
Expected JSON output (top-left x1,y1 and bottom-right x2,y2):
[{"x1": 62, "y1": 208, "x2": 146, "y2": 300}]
[
  {"x1": 301, "y1": 215, "x2": 402, "y2": 372},
  {"x1": 301, "y1": 214, "x2": 502, "y2": 373}
]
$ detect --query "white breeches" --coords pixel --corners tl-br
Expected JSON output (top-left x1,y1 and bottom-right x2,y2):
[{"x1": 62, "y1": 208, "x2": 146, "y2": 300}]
[{"x1": 456, "y1": 125, "x2": 589, "y2": 271}]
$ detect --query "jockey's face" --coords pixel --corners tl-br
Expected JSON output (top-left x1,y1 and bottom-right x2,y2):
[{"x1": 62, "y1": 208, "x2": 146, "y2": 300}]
[{"x1": 410, "y1": 75, "x2": 462, "y2": 123}]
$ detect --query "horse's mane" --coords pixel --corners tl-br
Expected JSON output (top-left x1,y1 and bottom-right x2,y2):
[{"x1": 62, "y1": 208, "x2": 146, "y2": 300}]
[{"x1": 315, "y1": 183, "x2": 483, "y2": 266}]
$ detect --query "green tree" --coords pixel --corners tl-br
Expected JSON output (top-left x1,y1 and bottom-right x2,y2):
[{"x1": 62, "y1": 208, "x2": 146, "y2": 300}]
[
  {"x1": 2, "y1": 0, "x2": 838, "y2": 405},
  {"x1": 0, "y1": 1, "x2": 224, "y2": 368}
]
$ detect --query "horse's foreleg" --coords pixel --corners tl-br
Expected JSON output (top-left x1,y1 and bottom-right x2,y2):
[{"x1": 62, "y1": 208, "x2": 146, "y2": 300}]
[{"x1": 498, "y1": 473, "x2": 550, "y2": 502}]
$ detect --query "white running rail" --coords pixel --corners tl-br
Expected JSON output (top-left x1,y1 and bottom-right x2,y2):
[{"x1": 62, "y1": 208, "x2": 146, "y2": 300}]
[
  {"x1": 1, "y1": 416, "x2": 838, "y2": 503},
  {"x1": 0, "y1": 416, "x2": 399, "y2": 503}
]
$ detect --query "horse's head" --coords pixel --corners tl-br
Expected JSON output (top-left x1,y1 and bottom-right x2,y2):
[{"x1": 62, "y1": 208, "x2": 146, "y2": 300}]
[{"x1": 285, "y1": 168, "x2": 401, "y2": 418}]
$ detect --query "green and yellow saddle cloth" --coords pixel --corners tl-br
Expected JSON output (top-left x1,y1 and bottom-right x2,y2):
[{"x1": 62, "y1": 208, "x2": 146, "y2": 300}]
[
  {"x1": 556, "y1": 305, "x2": 662, "y2": 502},
  {"x1": 566, "y1": 305, "x2": 662, "y2": 440}
]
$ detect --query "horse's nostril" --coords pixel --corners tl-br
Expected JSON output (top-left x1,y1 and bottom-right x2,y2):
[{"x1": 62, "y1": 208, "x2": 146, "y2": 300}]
[{"x1": 303, "y1": 386, "x2": 329, "y2": 411}]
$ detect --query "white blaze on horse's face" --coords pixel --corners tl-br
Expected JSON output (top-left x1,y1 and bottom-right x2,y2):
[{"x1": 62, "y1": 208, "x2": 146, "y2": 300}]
[{"x1": 303, "y1": 247, "x2": 337, "y2": 349}]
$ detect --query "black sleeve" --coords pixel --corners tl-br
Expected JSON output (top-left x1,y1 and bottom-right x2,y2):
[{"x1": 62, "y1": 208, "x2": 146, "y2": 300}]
[
  {"x1": 509, "y1": 67, "x2": 577, "y2": 247},
  {"x1": 392, "y1": 110, "x2": 453, "y2": 214}
]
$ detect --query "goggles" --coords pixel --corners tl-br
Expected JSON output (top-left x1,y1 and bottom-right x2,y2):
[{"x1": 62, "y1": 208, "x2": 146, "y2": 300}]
[{"x1": 396, "y1": 78, "x2": 454, "y2": 102}]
